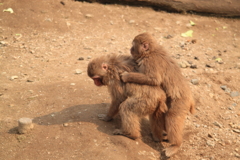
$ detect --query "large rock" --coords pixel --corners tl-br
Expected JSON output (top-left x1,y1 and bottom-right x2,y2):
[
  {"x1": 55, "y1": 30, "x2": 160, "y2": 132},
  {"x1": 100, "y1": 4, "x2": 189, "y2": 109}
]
[{"x1": 81, "y1": 0, "x2": 240, "y2": 17}]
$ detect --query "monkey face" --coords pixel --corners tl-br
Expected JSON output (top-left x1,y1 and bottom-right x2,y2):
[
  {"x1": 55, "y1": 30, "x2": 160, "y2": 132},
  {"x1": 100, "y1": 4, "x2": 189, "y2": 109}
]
[
  {"x1": 87, "y1": 59, "x2": 109, "y2": 86},
  {"x1": 130, "y1": 41, "x2": 140, "y2": 59}
]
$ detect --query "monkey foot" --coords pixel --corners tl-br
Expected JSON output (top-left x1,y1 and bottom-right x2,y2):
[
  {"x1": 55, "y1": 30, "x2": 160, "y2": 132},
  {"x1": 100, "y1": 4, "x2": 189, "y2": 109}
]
[
  {"x1": 163, "y1": 145, "x2": 180, "y2": 157},
  {"x1": 113, "y1": 129, "x2": 140, "y2": 140},
  {"x1": 113, "y1": 129, "x2": 123, "y2": 135},
  {"x1": 97, "y1": 114, "x2": 112, "y2": 122}
]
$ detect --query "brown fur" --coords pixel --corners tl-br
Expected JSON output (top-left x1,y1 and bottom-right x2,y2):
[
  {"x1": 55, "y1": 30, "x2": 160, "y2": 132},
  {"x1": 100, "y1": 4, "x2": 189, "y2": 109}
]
[
  {"x1": 87, "y1": 54, "x2": 167, "y2": 140},
  {"x1": 121, "y1": 33, "x2": 195, "y2": 157}
]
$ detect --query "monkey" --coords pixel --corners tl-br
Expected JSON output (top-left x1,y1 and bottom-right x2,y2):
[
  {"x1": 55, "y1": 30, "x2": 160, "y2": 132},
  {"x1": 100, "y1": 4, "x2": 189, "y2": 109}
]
[
  {"x1": 121, "y1": 33, "x2": 195, "y2": 157},
  {"x1": 87, "y1": 54, "x2": 168, "y2": 140}
]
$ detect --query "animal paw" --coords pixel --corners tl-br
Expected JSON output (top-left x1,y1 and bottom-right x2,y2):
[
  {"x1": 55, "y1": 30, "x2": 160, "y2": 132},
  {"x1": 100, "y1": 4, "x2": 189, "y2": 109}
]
[
  {"x1": 98, "y1": 114, "x2": 112, "y2": 122},
  {"x1": 120, "y1": 71, "x2": 129, "y2": 83},
  {"x1": 113, "y1": 129, "x2": 123, "y2": 135}
]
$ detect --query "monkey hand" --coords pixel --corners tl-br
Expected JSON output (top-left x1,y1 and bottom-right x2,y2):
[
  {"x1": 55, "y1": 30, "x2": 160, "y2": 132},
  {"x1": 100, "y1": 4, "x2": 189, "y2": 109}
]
[
  {"x1": 120, "y1": 71, "x2": 129, "y2": 83},
  {"x1": 113, "y1": 129, "x2": 123, "y2": 135},
  {"x1": 98, "y1": 114, "x2": 113, "y2": 122}
]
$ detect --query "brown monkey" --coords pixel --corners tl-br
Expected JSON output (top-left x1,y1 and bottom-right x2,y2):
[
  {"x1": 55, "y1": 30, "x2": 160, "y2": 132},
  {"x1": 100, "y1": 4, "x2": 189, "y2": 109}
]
[
  {"x1": 87, "y1": 54, "x2": 167, "y2": 140},
  {"x1": 121, "y1": 33, "x2": 195, "y2": 157}
]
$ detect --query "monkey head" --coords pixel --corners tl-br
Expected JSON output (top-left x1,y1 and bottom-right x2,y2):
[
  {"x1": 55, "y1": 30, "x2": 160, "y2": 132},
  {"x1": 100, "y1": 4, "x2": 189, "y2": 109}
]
[
  {"x1": 87, "y1": 57, "x2": 109, "y2": 86},
  {"x1": 130, "y1": 33, "x2": 157, "y2": 60}
]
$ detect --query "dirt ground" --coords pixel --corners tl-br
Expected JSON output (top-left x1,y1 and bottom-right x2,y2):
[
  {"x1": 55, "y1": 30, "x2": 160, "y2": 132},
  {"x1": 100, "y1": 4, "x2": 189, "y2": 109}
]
[{"x1": 0, "y1": 0, "x2": 240, "y2": 160}]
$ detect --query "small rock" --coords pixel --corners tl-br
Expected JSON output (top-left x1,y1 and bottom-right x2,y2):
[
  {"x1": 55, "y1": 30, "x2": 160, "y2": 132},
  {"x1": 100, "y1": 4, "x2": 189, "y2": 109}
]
[
  {"x1": 27, "y1": 79, "x2": 34, "y2": 82},
  {"x1": 233, "y1": 129, "x2": 240, "y2": 133},
  {"x1": 232, "y1": 103, "x2": 237, "y2": 107},
  {"x1": 209, "y1": 93, "x2": 214, "y2": 98},
  {"x1": 191, "y1": 79, "x2": 199, "y2": 85},
  {"x1": 63, "y1": 123, "x2": 69, "y2": 127},
  {"x1": 228, "y1": 106, "x2": 234, "y2": 110},
  {"x1": 230, "y1": 91, "x2": 239, "y2": 97},
  {"x1": 0, "y1": 41, "x2": 7, "y2": 46},
  {"x1": 70, "y1": 83, "x2": 75, "y2": 86},
  {"x1": 206, "y1": 140, "x2": 215, "y2": 147},
  {"x1": 165, "y1": 35, "x2": 173, "y2": 39},
  {"x1": 85, "y1": 14, "x2": 93, "y2": 18},
  {"x1": 235, "y1": 153, "x2": 240, "y2": 158},
  {"x1": 208, "y1": 133, "x2": 213, "y2": 138},
  {"x1": 78, "y1": 57, "x2": 84, "y2": 60},
  {"x1": 87, "y1": 56, "x2": 92, "y2": 59},
  {"x1": 129, "y1": 20, "x2": 135, "y2": 24},
  {"x1": 190, "y1": 64, "x2": 197, "y2": 69},
  {"x1": 29, "y1": 50, "x2": 35, "y2": 54},
  {"x1": 192, "y1": 39, "x2": 197, "y2": 44},
  {"x1": 206, "y1": 64, "x2": 215, "y2": 68},
  {"x1": 60, "y1": 1, "x2": 65, "y2": 5},
  {"x1": 213, "y1": 121, "x2": 222, "y2": 128},
  {"x1": 179, "y1": 60, "x2": 190, "y2": 68},
  {"x1": 194, "y1": 56, "x2": 199, "y2": 60},
  {"x1": 75, "y1": 69, "x2": 82, "y2": 74},
  {"x1": 220, "y1": 85, "x2": 227, "y2": 90},
  {"x1": 179, "y1": 42, "x2": 186, "y2": 48},
  {"x1": 10, "y1": 76, "x2": 18, "y2": 80}
]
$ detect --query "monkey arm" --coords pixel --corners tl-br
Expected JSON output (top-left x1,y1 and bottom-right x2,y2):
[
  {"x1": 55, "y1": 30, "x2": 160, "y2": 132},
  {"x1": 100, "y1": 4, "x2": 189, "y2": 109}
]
[
  {"x1": 99, "y1": 99, "x2": 121, "y2": 121},
  {"x1": 121, "y1": 72, "x2": 159, "y2": 86}
]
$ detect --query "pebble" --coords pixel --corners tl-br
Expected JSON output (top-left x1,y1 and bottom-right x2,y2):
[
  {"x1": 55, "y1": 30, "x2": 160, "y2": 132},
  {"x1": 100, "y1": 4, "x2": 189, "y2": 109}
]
[
  {"x1": 208, "y1": 133, "x2": 213, "y2": 138},
  {"x1": 190, "y1": 64, "x2": 197, "y2": 69},
  {"x1": 220, "y1": 85, "x2": 227, "y2": 90},
  {"x1": 70, "y1": 83, "x2": 75, "y2": 86},
  {"x1": 206, "y1": 140, "x2": 215, "y2": 147},
  {"x1": 191, "y1": 79, "x2": 199, "y2": 85},
  {"x1": 230, "y1": 91, "x2": 239, "y2": 97},
  {"x1": 233, "y1": 129, "x2": 240, "y2": 133},
  {"x1": 232, "y1": 103, "x2": 237, "y2": 107},
  {"x1": 179, "y1": 60, "x2": 190, "y2": 68},
  {"x1": 63, "y1": 123, "x2": 69, "y2": 127},
  {"x1": 235, "y1": 153, "x2": 240, "y2": 158},
  {"x1": 194, "y1": 56, "x2": 199, "y2": 60},
  {"x1": 78, "y1": 57, "x2": 84, "y2": 60},
  {"x1": 75, "y1": 69, "x2": 82, "y2": 74},
  {"x1": 129, "y1": 20, "x2": 135, "y2": 24},
  {"x1": 87, "y1": 56, "x2": 92, "y2": 59},
  {"x1": 213, "y1": 121, "x2": 222, "y2": 128},
  {"x1": 10, "y1": 76, "x2": 18, "y2": 80},
  {"x1": 27, "y1": 79, "x2": 34, "y2": 82},
  {"x1": 165, "y1": 35, "x2": 173, "y2": 39},
  {"x1": 85, "y1": 14, "x2": 93, "y2": 18},
  {"x1": 220, "y1": 85, "x2": 231, "y2": 93},
  {"x1": 206, "y1": 64, "x2": 215, "y2": 68},
  {"x1": 228, "y1": 106, "x2": 234, "y2": 110}
]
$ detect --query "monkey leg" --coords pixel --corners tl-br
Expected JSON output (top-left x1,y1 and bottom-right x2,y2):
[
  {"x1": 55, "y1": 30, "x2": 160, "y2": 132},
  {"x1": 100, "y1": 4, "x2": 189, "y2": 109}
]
[
  {"x1": 98, "y1": 99, "x2": 121, "y2": 122},
  {"x1": 164, "y1": 109, "x2": 186, "y2": 157},
  {"x1": 113, "y1": 98, "x2": 154, "y2": 140},
  {"x1": 149, "y1": 113, "x2": 165, "y2": 142}
]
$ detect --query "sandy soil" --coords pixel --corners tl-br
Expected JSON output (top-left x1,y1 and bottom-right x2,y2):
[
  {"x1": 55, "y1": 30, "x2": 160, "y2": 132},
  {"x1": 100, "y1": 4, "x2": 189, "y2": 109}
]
[{"x1": 0, "y1": 0, "x2": 240, "y2": 160}]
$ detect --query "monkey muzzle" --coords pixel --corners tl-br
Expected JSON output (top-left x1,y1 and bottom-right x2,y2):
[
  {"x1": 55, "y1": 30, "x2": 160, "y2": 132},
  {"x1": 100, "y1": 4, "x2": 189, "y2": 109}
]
[{"x1": 92, "y1": 76, "x2": 103, "y2": 86}]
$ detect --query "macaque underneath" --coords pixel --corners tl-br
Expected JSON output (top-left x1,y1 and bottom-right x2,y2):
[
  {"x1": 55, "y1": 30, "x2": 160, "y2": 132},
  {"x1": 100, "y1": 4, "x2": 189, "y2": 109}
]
[{"x1": 87, "y1": 54, "x2": 167, "y2": 140}]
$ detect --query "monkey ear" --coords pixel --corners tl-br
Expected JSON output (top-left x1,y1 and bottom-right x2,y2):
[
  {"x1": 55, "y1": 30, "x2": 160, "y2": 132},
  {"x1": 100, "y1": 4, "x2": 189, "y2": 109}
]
[
  {"x1": 143, "y1": 43, "x2": 149, "y2": 51},
  {"x1": 102, "y1": 63, "x2": 108, "y2": 71}
]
